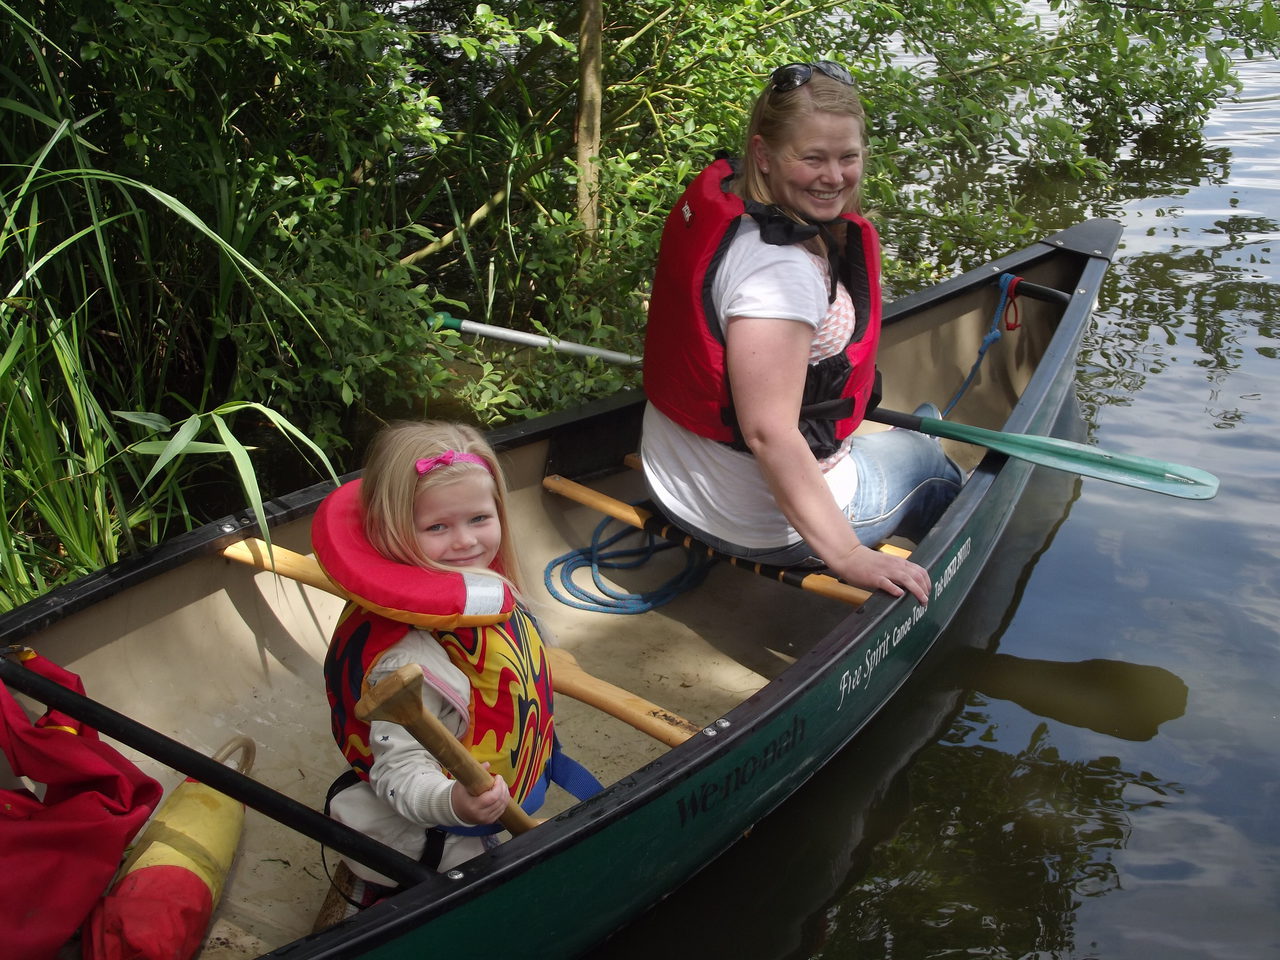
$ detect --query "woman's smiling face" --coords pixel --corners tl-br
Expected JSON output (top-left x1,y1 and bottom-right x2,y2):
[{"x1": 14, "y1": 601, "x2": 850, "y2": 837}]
[{"x1": 752, "y1": 111, "x2": 865, "y2": 221}]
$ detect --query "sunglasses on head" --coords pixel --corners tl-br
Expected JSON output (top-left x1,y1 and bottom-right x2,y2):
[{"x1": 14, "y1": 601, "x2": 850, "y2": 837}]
[{"x1": 770, "y1": 61, "x2": 854, "y2": 92}]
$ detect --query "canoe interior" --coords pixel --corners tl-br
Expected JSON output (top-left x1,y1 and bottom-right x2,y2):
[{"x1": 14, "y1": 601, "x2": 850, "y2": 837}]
[{"x1": 2, "y1": 230, "x2": 1107, "y2": 958}]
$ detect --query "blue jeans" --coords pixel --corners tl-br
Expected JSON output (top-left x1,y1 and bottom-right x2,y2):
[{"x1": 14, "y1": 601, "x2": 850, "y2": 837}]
[
  {"x1": 660, "y1": 429, "x2": 962, "y2": 567},
  {"x1": 842, "y1": 427, "x2": 962, "y2": 545}
]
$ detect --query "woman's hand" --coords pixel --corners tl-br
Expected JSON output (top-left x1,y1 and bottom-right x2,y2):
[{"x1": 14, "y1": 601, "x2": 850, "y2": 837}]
[
  {"x1": 726, "y1": 316, "x2": 933, "y2": 606},
  {"x1": 831, "y1": 543, "x2": 932, "y2": 606},
  {"x1": 450, "y1": 762, "x2": 511, "y2": 826}
]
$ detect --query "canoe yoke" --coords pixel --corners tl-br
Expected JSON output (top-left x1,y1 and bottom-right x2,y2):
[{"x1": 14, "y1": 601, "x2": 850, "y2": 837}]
[{"x1": 540, "y1": 459, "x2": 911, "y2": 610}]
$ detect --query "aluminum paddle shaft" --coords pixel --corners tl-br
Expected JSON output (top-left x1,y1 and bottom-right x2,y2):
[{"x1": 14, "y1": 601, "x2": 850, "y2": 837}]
[{"x1": 430, "y1": 313, "x2": 641, "y2": 365}]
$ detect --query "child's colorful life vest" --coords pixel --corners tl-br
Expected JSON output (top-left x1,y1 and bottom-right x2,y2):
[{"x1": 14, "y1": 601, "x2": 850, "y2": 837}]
[
  {"x1": 323, "y1": 601, "x2": 555, "y2": 808},
  {"x1": 314, "y1": 479, "x2": 599, "y2": 825},
  {"x1": 643, "y1": 156, "x2": 883, "y2": 459}
]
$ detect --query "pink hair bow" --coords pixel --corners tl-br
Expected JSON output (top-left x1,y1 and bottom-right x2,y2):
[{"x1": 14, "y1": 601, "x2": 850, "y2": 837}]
[{"x1": 415, "y1": 450, "x2": 491, "y2": 476}]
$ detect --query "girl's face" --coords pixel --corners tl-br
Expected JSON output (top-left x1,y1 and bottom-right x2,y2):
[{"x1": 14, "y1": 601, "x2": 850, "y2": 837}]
[
  {"x1": 752, "y1": 112, "x2": 864, "y2": 221},
  {"x1": 412, "y1": 471, "x2": 502, "y2": 570}
]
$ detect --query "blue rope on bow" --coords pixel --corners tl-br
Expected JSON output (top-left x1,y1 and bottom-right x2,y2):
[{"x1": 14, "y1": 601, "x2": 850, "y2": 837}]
[
  {"x1": 941, "y1": 272, "x2": 1020, "y2": 418},
  {"x1": 543, "y1": 513, "x2": 716, "y2": 614}
]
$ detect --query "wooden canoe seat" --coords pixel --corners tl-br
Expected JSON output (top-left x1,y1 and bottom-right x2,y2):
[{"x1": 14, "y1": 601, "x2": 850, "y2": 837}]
[
  {"x1": 622, "y1": 450, "x2": 909, "y2": 564},
  {"x1": 541, "y1": 464, "x2": 911, "y2": 608}
]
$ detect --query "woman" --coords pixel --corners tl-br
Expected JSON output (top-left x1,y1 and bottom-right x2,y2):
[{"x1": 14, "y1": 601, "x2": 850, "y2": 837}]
[{"x1": 641, "y1": 61, "x2": 961, "y2": 605}]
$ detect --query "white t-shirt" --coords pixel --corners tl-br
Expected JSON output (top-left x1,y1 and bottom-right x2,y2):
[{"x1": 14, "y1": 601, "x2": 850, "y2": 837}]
[{"x1": 641, "y1": 218, "x2": 859, "y2": 550}]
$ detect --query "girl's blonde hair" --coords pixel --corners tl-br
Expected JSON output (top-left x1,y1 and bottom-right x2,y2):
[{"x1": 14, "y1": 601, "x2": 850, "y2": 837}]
[
  {"x1": 359, "y1": 420, "x2": 522, "y2": 593},
  {"x1": 734, "y1": 70, "x2": 869, "y2": 217}
]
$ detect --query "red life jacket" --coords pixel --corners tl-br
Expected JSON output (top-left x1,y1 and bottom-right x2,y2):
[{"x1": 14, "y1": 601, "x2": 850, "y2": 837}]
[
  {"x1": 312, "y1": 479, "x2": 516, "y2": 630},
  {"x1": 322, "y1": 602, "x2": 555, "y2": 807},
  {"x1": 643, "y1": 156, "x2": 882, "y2": 459}
]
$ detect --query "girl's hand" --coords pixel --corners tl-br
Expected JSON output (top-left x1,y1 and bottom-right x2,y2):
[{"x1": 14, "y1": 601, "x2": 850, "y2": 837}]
[
  {"x1": 833, "y1": 544, "x2": 932, "y2": 606},
  {"x1": 451, "y1": 762, "x2": 511, "y2": 826}
]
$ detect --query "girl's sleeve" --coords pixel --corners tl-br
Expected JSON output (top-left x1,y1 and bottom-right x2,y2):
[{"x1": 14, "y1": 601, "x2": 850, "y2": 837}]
[{"x1": 363, "y1": 633, "x2": 474, "y2": 828}]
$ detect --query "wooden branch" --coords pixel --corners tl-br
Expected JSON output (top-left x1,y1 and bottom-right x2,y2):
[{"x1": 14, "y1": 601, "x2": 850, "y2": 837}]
[
  {"x1": 398, "y1": 186, "x2": 509, "y2": 266},
  {"x1": 575, "y1": 0, "x2": 603, "y2": 237}
]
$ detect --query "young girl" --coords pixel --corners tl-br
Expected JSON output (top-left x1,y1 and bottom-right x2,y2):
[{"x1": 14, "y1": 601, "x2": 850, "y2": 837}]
[{"x1": 314, "y1": 421, "x2": 598, "y2": 900}]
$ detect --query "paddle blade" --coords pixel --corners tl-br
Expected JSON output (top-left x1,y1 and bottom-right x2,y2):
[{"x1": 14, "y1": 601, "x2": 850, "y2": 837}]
[
  {"x1": 921, "y1": 416, "x2": 1219, "y2": 500},
  {"x1": 866, "y1": 409, "x2": 1219, "y2": 500}
]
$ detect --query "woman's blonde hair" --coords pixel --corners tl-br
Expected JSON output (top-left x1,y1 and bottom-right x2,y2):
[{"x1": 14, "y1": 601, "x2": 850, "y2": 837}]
[
  {"x1": 734, "y1": 69, "x2": 869, "y2": 216},
  {"x1": 359, "y1": 420, "x2": 522, "y2": 593}
]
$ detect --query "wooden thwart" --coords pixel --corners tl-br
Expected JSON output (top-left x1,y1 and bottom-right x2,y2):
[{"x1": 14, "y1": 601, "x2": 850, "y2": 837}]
[
  {"x1": 221, "y1": 539, "x2": 700, "y2": 747},
  {"x1": 542, "y1": 474, "x2": 912, "y2": 607},
  {"x1": 547, "y1": 646, "x2": 700, "y2": 747}
]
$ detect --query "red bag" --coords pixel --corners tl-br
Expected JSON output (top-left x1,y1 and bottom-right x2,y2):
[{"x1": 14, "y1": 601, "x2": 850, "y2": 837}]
[{"x1": 0, "y1": 650, "x2": 162, "y2": 960}]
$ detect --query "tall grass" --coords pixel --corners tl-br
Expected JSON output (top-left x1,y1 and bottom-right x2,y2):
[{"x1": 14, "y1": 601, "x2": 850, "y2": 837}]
[
  {"x1": 1, "y1": 105, "x2": 334, "y2": 613},
  {"x1": 0, "y1": 1, "x2": 481, "y2": 610}
]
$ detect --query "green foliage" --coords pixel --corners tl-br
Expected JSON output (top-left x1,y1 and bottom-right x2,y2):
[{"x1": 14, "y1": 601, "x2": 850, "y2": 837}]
[
  {"x1": 6, "y1": 0, "x2": 455, "y2": 440},
  {"x1": 827, "y1": 720, "x2": 1184, "y2": 955},
  {"x1": 121, "y1": 400, "x2": 338, "y2": 551},
  {"x1": 388, "y1": 0, "x2": 1279, "y2": 350},
  {"x1": 2, "y1": 0, "x2": 1277, "y2": 604},
  {"x1": 0, "y1": 312, "x2": 136, "y2": 610},
  {"x1": 1, "y1": 6, "x2": 362, "y2": 607}
]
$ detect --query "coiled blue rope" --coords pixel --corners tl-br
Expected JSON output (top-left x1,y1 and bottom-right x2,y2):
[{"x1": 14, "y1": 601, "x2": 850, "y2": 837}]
[
  {"x1": 941, "y1": 272, "x2": 1021, "y2": 417},
  {"x1": 543, "y1": 512, "x2": 717, "y2": 614}
]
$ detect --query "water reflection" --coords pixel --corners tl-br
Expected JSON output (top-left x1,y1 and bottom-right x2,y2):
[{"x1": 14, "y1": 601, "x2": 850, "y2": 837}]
[
  {"x1": 1075, "y1": 232, "x2": 1280, "y2": 436},
  {"x1": 817, "y1": 722, "x2": 1185, "y2": 959},
  {"x1": 966, "y1": 651, "x2": 1188, "y2": 742}
]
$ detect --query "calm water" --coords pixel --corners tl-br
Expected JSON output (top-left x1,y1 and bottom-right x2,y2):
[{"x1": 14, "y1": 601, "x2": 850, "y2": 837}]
[{"x1": 587, "y1": 57, "x2": 1280, "y2": 959}]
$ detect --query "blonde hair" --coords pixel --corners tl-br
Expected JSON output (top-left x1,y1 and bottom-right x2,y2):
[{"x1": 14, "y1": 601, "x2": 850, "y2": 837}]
[
  {"x1": 734, "y1": 70, "x2": 869, "y2": 216},
  {"x1": 359, "y1": 420, "x2": 522, "y2": 593}
]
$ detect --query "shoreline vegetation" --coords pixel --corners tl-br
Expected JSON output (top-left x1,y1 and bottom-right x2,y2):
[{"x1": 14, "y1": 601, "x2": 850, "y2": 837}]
[{"x1": 3, "y1": 0, "x2": 1277, "y2": 609}]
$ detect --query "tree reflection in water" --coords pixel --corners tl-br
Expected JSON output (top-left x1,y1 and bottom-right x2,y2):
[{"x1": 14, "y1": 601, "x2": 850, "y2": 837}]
[{"x1": 820, "y1": 719, "x2": 1185, "y2": 958}]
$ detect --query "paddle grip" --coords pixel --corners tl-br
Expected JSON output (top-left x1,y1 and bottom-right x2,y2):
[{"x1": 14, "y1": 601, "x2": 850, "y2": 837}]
[
  {"x1": 356, "y1": 664, "x2": 539, "y2": 835},
  {"x1": 863, "y1": 408, "x2": 920, "y2": 431}
]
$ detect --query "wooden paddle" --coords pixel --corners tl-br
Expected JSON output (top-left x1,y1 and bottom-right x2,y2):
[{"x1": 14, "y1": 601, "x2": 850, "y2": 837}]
[
  {"x1": 865, "y1": 408, "x2": 1220, "y2": 500},
  {"x1": 220, "y1": 539, "x2": 701, "y2": 746},
  {"x1": 355, "y1": 663, "x2": 539, "y2": 835}
]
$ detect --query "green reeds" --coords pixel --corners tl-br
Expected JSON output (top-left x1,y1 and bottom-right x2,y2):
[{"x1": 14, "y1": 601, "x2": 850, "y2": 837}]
[{"x1": 1, "y1": 91, "x2": 333, "y2": 612}]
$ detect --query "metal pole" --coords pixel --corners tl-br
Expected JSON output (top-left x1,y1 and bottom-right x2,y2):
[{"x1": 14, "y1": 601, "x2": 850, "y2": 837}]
[{"x1": 430, "y1": 314, "x2": 641, "y2": 365}]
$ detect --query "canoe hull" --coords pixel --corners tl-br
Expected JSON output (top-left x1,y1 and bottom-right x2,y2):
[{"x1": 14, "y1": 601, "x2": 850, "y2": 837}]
[
  {"x1": 266, "y1": 219, "x2": 1122, "y2": 959},
  {"x1": 0, "y1": 219, "x2": 1123, "y2": 959}
]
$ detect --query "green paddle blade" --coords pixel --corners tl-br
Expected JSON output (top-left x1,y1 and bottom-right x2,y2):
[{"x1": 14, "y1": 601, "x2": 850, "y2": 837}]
[{"x1": 866, "y1": 409, "x2": 1220, "y2": 500}]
